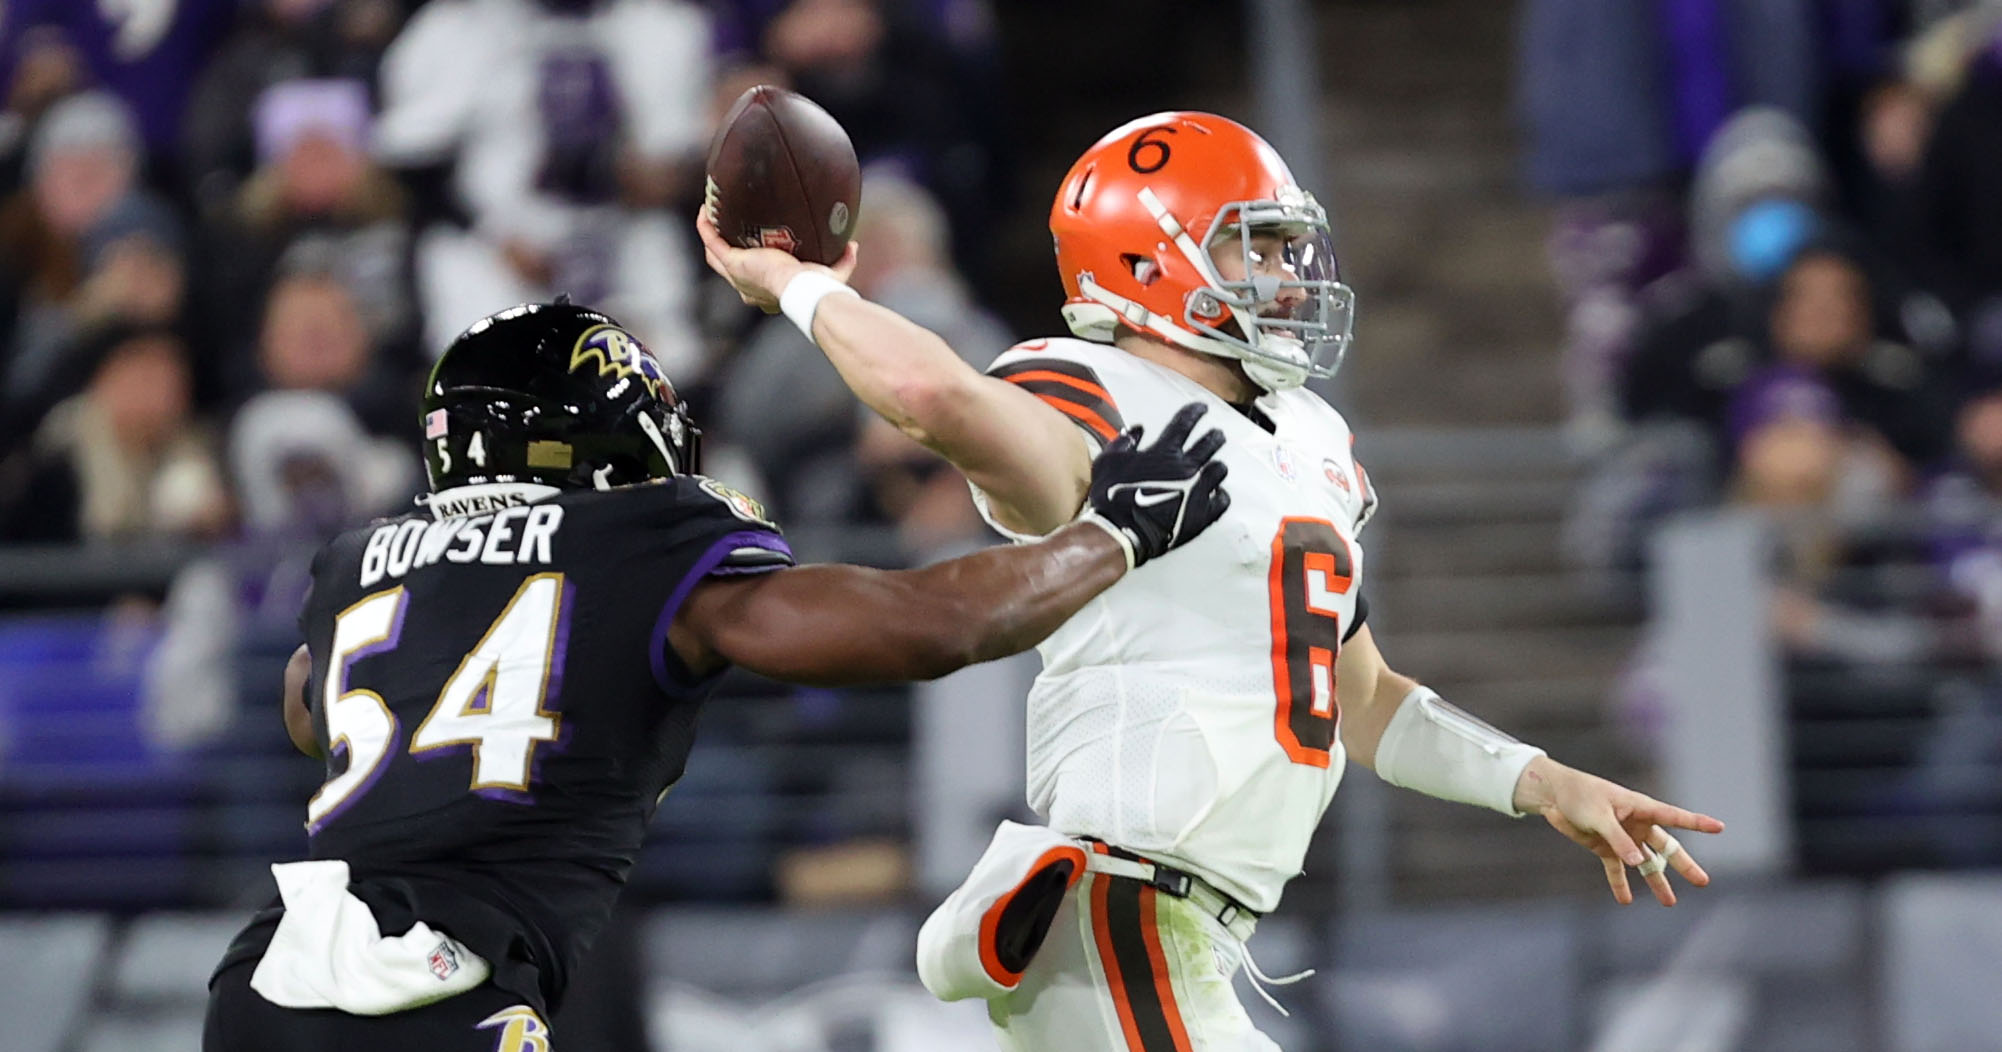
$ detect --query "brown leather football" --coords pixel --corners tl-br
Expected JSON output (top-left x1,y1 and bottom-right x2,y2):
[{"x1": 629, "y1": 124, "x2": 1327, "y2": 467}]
[{"x1": 704, "y1": 85, "x2": 860, "y2": 266}]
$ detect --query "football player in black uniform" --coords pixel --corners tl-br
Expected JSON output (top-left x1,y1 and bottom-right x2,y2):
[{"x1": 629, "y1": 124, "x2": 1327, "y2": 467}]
[{"x1": 203, "y1": 301, "x2": 1232, "y2": 1051}]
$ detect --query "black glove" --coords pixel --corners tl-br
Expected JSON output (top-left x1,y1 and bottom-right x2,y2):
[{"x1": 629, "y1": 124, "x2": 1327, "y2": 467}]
[{"x1": 1081, "y1": 402, "x2": 1231, "y2": 568}]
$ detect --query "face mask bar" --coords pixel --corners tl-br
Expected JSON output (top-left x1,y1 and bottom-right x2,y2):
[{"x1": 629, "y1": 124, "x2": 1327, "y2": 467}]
[{"x1": 1186, "y1": 197, "x2": 1357, "y2": 382}]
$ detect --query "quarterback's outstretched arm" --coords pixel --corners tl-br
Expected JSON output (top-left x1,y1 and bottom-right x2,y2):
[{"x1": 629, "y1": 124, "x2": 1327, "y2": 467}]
[
  {"x1": 1334, "y1": 628, "x2": 1725, "y2": 906},
  {"x1": 698, "y1": 214, "x2": 1091, "y2": 535}
]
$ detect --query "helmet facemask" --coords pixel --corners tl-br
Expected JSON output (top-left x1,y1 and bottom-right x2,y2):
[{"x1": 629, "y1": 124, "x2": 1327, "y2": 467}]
[{"x1": 1179, "y1": 194, "x2": 1356, "y2": 391}]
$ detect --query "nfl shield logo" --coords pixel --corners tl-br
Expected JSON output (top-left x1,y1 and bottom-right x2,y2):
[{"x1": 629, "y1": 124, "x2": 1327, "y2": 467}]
[
  {"x1": 757, "y1": 227, "x2": 799, "y2": 253},
  {"x1": 428, "y1": 941, "x2": 461, "y2": 980},
  {"x1": 1271, "y1": 444, "x2": 1299, "y2": 482}
]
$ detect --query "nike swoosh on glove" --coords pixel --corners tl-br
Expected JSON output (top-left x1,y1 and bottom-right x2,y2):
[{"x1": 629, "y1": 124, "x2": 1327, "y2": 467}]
[{"x1": 1080, "y1": 402, "x2": 1232, "y2": 569}]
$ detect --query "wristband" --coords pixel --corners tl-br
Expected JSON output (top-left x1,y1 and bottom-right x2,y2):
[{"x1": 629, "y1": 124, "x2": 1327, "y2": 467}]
[
  {"x1": 1074, "y1": 511, "x2": 1137, "y2": 571},
  {"x1": 1374, "y1": 686, "x2": 1546, "y2": 816},
  {"x1": 779, "y1": 271, "x2": 859, "y2": 342}
]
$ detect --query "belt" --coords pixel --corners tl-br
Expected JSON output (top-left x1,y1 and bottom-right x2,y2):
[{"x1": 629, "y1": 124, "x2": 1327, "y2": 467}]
[{"x1": 1078, "y1": 839, "x2": 1260, "y2": 941}]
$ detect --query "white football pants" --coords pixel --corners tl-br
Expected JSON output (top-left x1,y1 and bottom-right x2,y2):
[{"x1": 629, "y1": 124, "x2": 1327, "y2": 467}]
[{"x1": 986, "y1": 868, "x2": 1282, "y2": 1052}]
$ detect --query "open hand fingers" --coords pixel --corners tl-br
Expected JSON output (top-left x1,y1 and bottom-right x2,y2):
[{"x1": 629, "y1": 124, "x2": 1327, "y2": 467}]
[
  {"x1": 1599, "y1": 851, "x2": 1634, "y2": 905},
  {"x1": 1152, "y1": 402, "x2": 1208, "y2": 452},
  {"x1": 1185, "y1": 426, "x2": 1226, "y2": 464},
  {"x1": 1624, "y1": 797, "x2": 1726, "y2": 836}
]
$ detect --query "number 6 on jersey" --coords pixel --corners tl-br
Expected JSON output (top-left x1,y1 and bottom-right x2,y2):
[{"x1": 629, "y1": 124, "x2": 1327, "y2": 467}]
[{"x1": 1269, "y1": 517, "x2": 1354, "y2": 766}]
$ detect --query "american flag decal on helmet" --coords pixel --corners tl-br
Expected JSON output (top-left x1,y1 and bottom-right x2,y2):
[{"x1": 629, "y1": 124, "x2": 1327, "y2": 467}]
[{"x1": 425, "y1": 409, "x2": 449, "y2": 439}]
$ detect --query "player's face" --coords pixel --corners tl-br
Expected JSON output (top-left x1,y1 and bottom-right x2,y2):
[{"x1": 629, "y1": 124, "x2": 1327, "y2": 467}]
[{"x1": 1208, "y1": 229, "x2": 1311, "y2": 317}]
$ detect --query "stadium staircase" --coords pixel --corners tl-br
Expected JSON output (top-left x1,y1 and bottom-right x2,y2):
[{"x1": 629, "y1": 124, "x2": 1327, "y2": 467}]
[{"x1": 1306, "y1": 0, "x2": 1652, "y2": 905}]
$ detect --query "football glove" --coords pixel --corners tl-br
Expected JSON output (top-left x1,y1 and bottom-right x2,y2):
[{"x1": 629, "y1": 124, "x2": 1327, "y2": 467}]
[{"x1": 1080, "y1": 402, "x2": 1231, "y2": 569}]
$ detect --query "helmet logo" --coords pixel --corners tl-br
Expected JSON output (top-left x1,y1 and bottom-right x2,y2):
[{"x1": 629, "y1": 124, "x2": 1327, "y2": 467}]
[{"x1": 570, "y1": 324, "x2": 668, "y2": 399}]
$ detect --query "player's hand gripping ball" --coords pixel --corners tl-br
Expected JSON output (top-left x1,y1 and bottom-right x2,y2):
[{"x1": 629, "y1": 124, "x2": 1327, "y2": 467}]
[{"x1": 704, "y1": 85, "x2": 860, "y2": 266}]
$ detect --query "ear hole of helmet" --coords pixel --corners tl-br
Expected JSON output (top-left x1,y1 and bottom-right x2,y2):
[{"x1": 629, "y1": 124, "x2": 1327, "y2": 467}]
[{"x1": 1121, "y1": 253, "x2": 1161, "y2": 286}]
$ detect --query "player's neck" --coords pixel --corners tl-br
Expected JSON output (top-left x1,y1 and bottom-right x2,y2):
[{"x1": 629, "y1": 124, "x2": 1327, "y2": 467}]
[{"x1": 1111, "y1": 332, "x2": 1261, "y2": 405}]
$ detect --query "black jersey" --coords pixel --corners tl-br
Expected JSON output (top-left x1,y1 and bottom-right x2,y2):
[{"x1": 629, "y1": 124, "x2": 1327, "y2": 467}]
[{"x1": 215, "y1": 477, "x2": 791, "y2": 1013}]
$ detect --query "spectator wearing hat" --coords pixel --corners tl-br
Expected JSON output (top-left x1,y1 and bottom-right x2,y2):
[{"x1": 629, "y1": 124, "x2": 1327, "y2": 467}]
[
  {"x1": 1618, "y1": 108, "x2": 1833, "y2": 441},
  {"x1": 203, "y1": 78, "x2": 415, "y2": 375},
  {"x1": 0, "y1": 94, "x2": 188, "y2": 433},
  {"x1": 2, "y1": 196, "x2": 192, "y2": 448},
  {"x1": 180, "y1": 0, "x2": 407, "y2": 217}
]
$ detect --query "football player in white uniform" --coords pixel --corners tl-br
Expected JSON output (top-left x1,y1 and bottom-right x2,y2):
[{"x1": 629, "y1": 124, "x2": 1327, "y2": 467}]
[{"x1": 699, "y1": 112, "x2": 1725, "y2": 1051}]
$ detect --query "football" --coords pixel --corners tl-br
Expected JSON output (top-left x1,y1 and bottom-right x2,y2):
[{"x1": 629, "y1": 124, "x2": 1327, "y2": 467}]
[{"x1": 704, "y1": 85, "x2": 861, "y2": 266}]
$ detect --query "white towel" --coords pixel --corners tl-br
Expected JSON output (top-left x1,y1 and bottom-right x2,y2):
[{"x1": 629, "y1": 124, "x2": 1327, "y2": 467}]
[{"x1": 250, "y1": 860, "x2": 493, "y2": 1015}]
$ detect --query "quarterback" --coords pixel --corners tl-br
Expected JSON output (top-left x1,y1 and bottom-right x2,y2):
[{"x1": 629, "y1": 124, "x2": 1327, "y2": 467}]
[{"x1": 700, "y1": 113, "x2": 1724, "y2": 1051}]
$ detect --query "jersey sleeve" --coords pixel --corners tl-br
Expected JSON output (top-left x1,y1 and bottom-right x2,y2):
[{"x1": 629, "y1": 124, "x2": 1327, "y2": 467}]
[
  {"x1": 985, "y1": 342, "x2": 1127, "y2": 447},
  {"x1": 635, "y1": 477, "x2": 796, "y2": 692},
  {"x1": 1350, "y1": 437, "x2": 1379, "y2": 533},
  {"x1": 967, "y1": 342, "x2": 1126, "y2": 543}
]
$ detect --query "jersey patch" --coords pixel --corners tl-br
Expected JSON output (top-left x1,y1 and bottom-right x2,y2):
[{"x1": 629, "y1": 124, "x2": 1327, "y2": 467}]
[
  {"x1": 989, "y1": 357, "x2": 1127, "y2": 443},
  {"x1": 697, "y1": 477, "x2": 775, "y2": 527}
]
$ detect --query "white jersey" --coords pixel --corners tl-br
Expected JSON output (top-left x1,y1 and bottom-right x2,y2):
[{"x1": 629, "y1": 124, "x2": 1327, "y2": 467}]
[{"x1": 976, "y1": 337, "x2": 1377, "y2": 913}]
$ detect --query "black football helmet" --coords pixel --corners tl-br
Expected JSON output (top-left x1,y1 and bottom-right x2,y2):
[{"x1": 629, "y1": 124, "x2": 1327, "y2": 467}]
[{"x1": 420, "y1": 302, "x2": 700, "y2": 492}]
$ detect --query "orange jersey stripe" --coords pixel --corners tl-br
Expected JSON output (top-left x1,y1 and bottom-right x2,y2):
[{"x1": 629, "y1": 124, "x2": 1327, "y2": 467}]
[
  {"x1": 1036, "y1": 395, "x2": 1119, "y2": 442},
  {"x1": 1002, "y1": 369, "x2": 1116, "y2": 406}
]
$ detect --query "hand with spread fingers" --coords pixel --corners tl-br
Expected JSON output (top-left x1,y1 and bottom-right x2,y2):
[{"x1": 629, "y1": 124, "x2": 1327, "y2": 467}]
[{"x1": 1511, "y1": 757, "x2": 1725, "y2": 906}]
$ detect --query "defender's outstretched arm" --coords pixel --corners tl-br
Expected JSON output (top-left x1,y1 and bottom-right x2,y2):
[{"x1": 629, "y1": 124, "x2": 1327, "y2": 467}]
[
  {"x1": 675, "y1": 402, "x2": 1231, "y2": 687},
  {"x1": 675, "y1": 520, "x2": 1126, "y2": 686}
]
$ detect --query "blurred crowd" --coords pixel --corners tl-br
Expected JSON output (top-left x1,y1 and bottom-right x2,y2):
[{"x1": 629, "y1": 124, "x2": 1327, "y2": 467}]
[
  {"x1": 0, "y1": 0, "x2": 1011, "y2": 566},
  {"x1": 1524, "y1": 0, "x2": 2002, "y2": 861},
  {"x1": 1527, "y1": 2, "x2": 2002, "y2": 658}
]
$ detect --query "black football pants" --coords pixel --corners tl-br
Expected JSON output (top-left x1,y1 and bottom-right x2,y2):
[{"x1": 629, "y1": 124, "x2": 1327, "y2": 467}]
[{"x1": 204, "y1": 959, "x2": 555, "y2": 1052}]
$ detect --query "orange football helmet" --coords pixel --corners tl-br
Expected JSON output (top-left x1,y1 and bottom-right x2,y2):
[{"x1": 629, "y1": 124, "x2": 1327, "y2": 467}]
[{"x1": 1050, "y1": 112, "x2": 1355, "y2": 390}]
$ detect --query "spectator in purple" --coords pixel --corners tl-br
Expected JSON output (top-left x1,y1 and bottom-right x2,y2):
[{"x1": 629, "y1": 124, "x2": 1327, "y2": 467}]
[
  {"x1": 180, "y1": 0, "x2": 409, "y2": 216},
  {"x1": 0, "y1": 0, "x2": 236, "y2": 174},
  {"x1": 0, "y1": 25, "x2": 86, "y2": 195}
]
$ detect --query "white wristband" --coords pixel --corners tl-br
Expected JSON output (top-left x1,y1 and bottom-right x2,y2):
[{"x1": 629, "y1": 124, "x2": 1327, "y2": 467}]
[
  {"x1": 779, "y1": 271, "x2": 858, "y2": 342},
  {"x1": 1074, "y1": 511, "x2": 1137, "y2": 571},
  {"x1": 1374, "y1": 686, "x2": 1545, "y2": 817}
]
